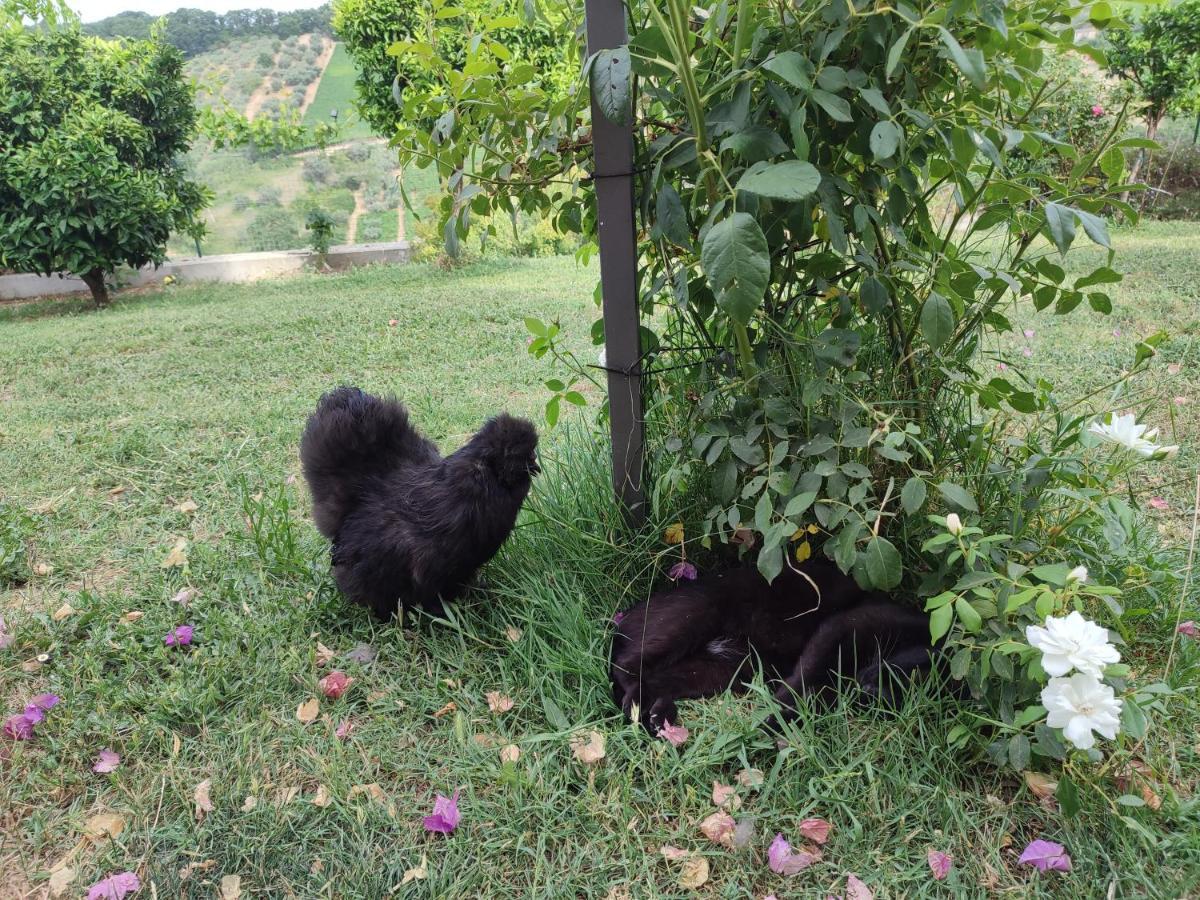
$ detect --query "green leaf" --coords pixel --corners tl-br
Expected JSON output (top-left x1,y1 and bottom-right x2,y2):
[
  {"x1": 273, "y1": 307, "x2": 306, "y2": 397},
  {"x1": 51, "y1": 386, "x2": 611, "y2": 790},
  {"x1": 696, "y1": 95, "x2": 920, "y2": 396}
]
[
  {"x1": 1007, "y1": 733, "x2": 1031, "y2": 771},
  {"x1": 701, "y1": 213, "x2": 771, "y2": 326},
  {"x1": 784, "y1": 491, "x2": 817, "y2": 518},
  {"x1": 655, "y1": 184, "x2": 690, "y2": 247},
  {"x1": 757, "y1": 545, "x2": 783, "y2": 583},
  {"x1": 1044, "y1": 202, "x2": 1076, "y2": 255},
  {"x1": 545, "y1": 394, "x2": 561, "y2": 428},
  {"x1": 1074, "y1": 208, "x2": 1111, "y2": 249},
  {"x1": 920, "y1": 292, "x2": 955, "y2": 349},
  {"x1": 869, "y1": 120, "x2": 900, "y2": 161},
  {"x1": 762, "y1": 51, "x2": 811, "y2": 90},
  {"x1": 860, "y1": 275, "x2": 888, "y2": 313},
  {"x1": 736, "y1": 160, "x2": 821, "y2": 201},
  {"x1": 937, "y1": 28, "x2": 987, "y2": 89},
  {"x1": 900, "y1": 477, "x2": 927, "y2": 514},
  {"x1": 937, "y1": 481, "x2": 978, "y2": 512},
  {"x1": 1056, "y1": 776, "x2": 1081, "y2": 818},
  {"x1": 1121, "y1": 699, "x2": 1148, "y2": 739},
  {"x1": 859, "y1": 87, "x2": 890, "y2": 115},
  {"x1": 863, "y1": 536, "x2": 902, "y2": 590},
  {"x1": 542, "y1": 696, "x2": 570, "y2": 729},
  {"x1": 954, "y1": 597, "x2": 982, "y2": 632},
  {"x1": 810, "y1": 89, "x2": 852, "y2": 122},
  {"x1": 930, "y1": 603, "x2": 953, "y2": 642},
  {"x1": 591, "y1": 47, "x2": 631, "y2": 125},
  {"x1": 886, "y1": 28, "x2": 913, "y2": 79}
]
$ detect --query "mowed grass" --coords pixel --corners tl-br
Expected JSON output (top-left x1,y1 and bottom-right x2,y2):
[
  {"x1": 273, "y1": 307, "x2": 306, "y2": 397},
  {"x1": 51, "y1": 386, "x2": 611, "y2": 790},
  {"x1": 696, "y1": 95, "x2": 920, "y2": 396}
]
[
  {"x1": 302, "y1": 43, "x2": 375, "y2": 141},
  {"x1": 1, "y1": 233, "x2": 1198, "y2": 898}
]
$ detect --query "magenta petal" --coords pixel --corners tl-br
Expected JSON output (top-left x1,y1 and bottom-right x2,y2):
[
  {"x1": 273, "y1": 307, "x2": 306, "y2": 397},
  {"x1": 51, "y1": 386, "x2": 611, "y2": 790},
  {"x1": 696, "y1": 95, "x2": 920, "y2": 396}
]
[
  {"x1": 21, "y1": 704, "x2": 45, "y2": 725},
  {"x1": 767, "y1": 833, "x2": 815, "y2": 875},
  {"x1": 927, "y1": 849, "x2": 952, "y2": 880},
  {"x1": 4, "y1": 713, "x2": 35, "y2": 740},
  {"x1": 86, "y1": 870, "x2": 141, "y2": 900},
  {"x1": 93, "y1": 748, "x2": 121, "y2": 773},
  {"x1": 1178, "y1": 621, "x2": 1198, "y2": 638},
  {"x1": 657, "y1": 721, "x2": 689, "y2": 746},
  {"x1": 612, "y1": 610, "x2": 625, "y2": 626},
  {"x1": 164, "y1": 625, "x2": 194, "y2": 647},
  {"x1": 668, "y1": 561, "x2": 698, "y2": 581},
  {"x1": 1019, "y1": 839, "x2": 1072, "y2": 873},
  {"x1": 30, "y1": 693, "x2": 60, "y2": 710},
  {"x1": 423, "y1": 790, "x2": 461, "y2": 833}
]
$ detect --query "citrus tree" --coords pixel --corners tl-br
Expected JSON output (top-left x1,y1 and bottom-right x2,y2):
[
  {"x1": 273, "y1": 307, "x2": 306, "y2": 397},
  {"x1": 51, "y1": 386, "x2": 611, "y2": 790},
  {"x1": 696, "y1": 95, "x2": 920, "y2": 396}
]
[{"x1": 0, "y1": 27, "x2": 209, "y2": 306}]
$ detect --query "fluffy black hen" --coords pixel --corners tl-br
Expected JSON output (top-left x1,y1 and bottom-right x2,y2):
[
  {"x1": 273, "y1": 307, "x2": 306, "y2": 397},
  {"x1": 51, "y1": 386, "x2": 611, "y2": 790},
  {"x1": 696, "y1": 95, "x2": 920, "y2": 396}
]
[{"x1": 299, "y1": 386, "x2": 539, "y2": 619}]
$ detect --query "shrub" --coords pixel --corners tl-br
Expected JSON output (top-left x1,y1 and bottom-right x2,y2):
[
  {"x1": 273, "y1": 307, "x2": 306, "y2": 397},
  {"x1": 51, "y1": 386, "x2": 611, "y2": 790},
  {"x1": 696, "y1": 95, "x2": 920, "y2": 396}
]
[
  {"x1": 244, "y1": 207, "x2": 298, "y2": 251},
  {"x1": 256, "y1": 186, "x2": 283, "y2": 206},
  {"x1": 305, "y1": 208, "x2": 336, "y2": 261},
  {"x1": 342, "y1": 174, "x2": 362, "y2": 190},
  {"x1": 302, "y1": 156, "x2": 333, "y2": 184},
  {"x1": 1142, "y1": 141, "x2": 1200, "y2": 218},
  {"x1": 346, "y1": 143, "x2": 372, "y2": 163},
  {"x1": 256, "y1": 50, "x2": 274, "y2": 69},
  {"x1": 395, "y1": 0, "x2": 1174, "y2": 783},
  {"x1": 231, "y1": 194, "x2": 252, "y2": 212}
]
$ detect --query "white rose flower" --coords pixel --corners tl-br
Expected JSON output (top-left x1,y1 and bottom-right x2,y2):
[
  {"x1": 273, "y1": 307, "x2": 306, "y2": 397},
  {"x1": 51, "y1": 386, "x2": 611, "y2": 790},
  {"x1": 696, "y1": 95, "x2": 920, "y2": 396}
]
[
  {"x1": 1025, "y1": 611, "x2": 1119, "y2": 677},
  {"x1": 1066, "y1": 565, "x2": 1088, "y2": 584},
  {"x1": 1041, "y1": 672, "x2": 1123, "y2": 750},
  {"x1": 946, "y1": 513, "x2": 963, "y2": 536},
  {"x1": 1088, "y1": 413, "x2": 1175, "y2": 458}
]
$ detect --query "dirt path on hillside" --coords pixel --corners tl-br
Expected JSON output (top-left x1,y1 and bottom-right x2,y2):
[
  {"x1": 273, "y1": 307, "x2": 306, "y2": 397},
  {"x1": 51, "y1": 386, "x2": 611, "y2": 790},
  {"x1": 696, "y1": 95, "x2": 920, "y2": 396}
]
[
  {"x1": 290, "y1": 137, "x2": 387, "y2": 159},
  {"x1": 346, "y1": 189, "x2": 365, "y2": 244},
  {"x1": 298, "y1": 36, "x2": 336, "y2": 118},
  {"x1": 244, "y1": 47, "x2": 283, "y2": 120}
]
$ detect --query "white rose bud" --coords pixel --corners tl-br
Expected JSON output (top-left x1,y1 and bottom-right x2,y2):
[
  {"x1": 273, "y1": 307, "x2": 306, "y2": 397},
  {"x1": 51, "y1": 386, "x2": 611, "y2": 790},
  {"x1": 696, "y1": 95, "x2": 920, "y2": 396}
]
[
  {"x1": 945, "y1": 513, "x2": 963, "y2": 536},
  {"x1": 1067, "y1": 565, "x2": 1088, "y2": 584}
]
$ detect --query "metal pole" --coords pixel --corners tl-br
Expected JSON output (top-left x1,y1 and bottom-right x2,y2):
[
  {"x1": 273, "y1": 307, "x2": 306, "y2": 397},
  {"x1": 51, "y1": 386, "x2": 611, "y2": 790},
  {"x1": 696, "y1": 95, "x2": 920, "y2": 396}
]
[{"x1": 584, "y1": 0, "x2": 645, "y2": 524}]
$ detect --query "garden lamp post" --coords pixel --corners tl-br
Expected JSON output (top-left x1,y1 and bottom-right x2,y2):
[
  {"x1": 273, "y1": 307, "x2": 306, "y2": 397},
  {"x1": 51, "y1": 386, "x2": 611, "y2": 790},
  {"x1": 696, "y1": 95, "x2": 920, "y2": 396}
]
[{"x1": 585, "y1": 0, "x2": 645, "y2": 525}]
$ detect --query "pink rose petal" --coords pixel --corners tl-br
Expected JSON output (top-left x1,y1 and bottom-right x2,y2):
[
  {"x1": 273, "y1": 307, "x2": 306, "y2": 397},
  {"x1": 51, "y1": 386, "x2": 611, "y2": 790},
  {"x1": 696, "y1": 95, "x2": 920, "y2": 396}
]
[
  {"x1": 768, "y1": 833, "x2": 817, "y2": 875},
  {"x1": 1148, "y1": 497, "x2": 1169, "y2": 510},
  {"x1": 846, "y1": 874, "x2": 873, "y2": 900},
  {"x1": 1022, "y1": 347, "x2": 1033, "y2": 358},
  {"x1": 164, "y1": 625, "x2": 193, "y2": 647},
  {"x1": 657, "y1": 721, "x2": 689, "y2": 747},
  {"x1": 170, "y1": 587, "x2": 197, "y2": 605},
  {"x1": 799, "y1": 817, "x2": 831, "y2": 844},
  {"x1": 21, "y1": 704, "x2": 45, "y2": 725},
  {"x1": 335, "y1": 719, "x2": 355, "y2": 740},
  {"x1": 1018, "y1": 838, "x2": 1072, "y2": 872},
  {"x1": 612, "y1": 610, "x2": 625, "y2": 626},
  {"x1": 29, "y1": 693, "x2": 60, "y2": 710},
  {"x1": 87, "y1": 871, "x2": 140, "y2": 900},
  {"x1": 668, "y1": 560, "x2": 698, "y2": 581},
  {"x1": 1023, "y1": 329, "x2": 1035, "y2": 339},
  {"x1": 1168, "y1": 363, "x2": 1182, "y2": 376},
  {"x1": 1091, "y1": 104, "x2": 1105, "y2": 117},
  {"x1": 1177, "y1": 621, "x2": 1198, "y2": 638},
  {"x1": 422, "y1": 789, "x2": 461, "y2": 833},
  {"x1": 93, "y1": 748, "x2": 121, "y2": 773},
  {"x1": 928, "y1": 849, "x2": 952, "y2": 880},
  {"x1": 998, "y1": 363, "x2": 1008, "y2": 372},
  {"x1": 1113, "y1": 327, "x2": 1122, "y2": 337},
  {"x1": 319, "y1": 671, "x2": 354, "y2": 699}
]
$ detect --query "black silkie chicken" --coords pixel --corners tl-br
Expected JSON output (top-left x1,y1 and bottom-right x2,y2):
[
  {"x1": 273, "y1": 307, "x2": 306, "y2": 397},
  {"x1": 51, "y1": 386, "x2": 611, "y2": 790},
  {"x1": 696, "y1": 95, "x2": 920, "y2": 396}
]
[
  {"x1": 299, "y1": 386, "x2": 539, "y2": 619},
  {"x1": 610, "y1": 558, "x2": 937, "y2": 732}
]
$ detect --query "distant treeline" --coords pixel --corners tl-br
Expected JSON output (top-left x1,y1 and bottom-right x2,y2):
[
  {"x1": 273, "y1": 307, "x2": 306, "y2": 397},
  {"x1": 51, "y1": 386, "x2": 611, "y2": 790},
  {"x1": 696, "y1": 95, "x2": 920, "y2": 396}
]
[{"x1": 83, "y1": 5, "x2": 332, "y2": 57}]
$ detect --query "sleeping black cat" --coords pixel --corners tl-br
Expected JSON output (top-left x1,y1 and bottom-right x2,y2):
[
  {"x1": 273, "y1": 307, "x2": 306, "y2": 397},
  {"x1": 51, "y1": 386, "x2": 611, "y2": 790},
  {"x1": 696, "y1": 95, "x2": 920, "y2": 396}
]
[{"x1": 609, "y1": 558, "x2": 937, "y2": 732}]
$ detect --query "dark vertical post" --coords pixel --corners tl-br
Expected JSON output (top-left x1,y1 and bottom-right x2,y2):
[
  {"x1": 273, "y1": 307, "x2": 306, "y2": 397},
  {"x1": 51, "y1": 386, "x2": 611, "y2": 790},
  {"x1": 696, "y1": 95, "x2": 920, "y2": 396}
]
[{"x1": 585, "y1": 0, "x2": 645, "y2": 524}]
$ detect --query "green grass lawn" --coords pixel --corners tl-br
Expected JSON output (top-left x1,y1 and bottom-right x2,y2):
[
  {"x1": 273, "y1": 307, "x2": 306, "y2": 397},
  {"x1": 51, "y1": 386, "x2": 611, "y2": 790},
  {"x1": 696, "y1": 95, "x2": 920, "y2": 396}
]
[
  {"x1": 1, "y1": 232, "x2": 1198, "y2": 897},
  {"x1": 302, "y1": 43, "x2": 375, "y2": 142}
]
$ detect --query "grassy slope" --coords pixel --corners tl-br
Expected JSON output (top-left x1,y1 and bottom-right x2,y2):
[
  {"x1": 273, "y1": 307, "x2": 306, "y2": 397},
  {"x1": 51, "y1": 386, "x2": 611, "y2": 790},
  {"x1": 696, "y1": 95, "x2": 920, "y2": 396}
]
[
  {"x1": 1, "y1": 233, "x2": 1198, "y2": 897},
  {"x1": 301, "y1": 43, "x2": 375, "y2": 141}
]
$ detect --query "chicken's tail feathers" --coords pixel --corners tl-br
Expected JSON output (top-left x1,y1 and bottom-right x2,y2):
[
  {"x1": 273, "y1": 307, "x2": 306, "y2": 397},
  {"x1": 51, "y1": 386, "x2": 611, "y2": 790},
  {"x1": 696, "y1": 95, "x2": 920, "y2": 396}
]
[{"x1": 299, "y1": 386, "x2": 435, "y2": 538}]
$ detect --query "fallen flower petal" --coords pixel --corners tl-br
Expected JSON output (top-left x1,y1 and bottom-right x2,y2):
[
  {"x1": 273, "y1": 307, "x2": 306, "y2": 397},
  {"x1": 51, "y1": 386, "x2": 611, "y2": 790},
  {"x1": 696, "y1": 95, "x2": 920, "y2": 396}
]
[
  {"x1": 612, "y1": 610, "x2": 626, "y2": 626},
  {"x1": 170, "y1": 587, "x2": 197, "y2": 605},
  {"x1": 1178, "y1": 621, "x2": 1198, "y2": 638},
  {"x1": 668, "y1": 560, "x2": 698, "y2": 581},
  {"x1": 86, "y1": 871, "x2": 140, "y2": 900},
  {"x1": 664, "y1": 522, "x2": 685, "y2": 544},
  {"x1": 928, "y1": 849, "x2": 952, "y2": 880},
  {"x1": 29, "y1": 693, "x2": 60, "y2": 710},
  {"x1": 657, "y1": 721, "x2": 688, "y2": 747},
  {"x1": 735, "y1": 768, "x2": 764, "y2": 789},
  {"x1": 659, "y1": 845, "x2": 691, "y2": 861},
  {"x1": 679, "y1": 855, "x2": 709, "y2": 889},
  {"x1": 485, "y1": 691, "x2": 514, "y2": 714},
  {"x1": 422, "y1": 789, "x2": 461, "y2": 834},
  {"x1": 4, "y1": 713, "x2": 35, "y2": 740},
  {"x1": 571, "y1": 729, "x2": 606, "y2": 765},
  {"x1": 335, "y1": 719, "x2": 355, "y2": 740},
  {"x1": 1018, "y1": 838, "x2": 1072, "y2": 872},
  {"x1": 1147, "y1": 496, "x2": 1169, "y2": 510},
  {"x1": 164, "y1": 625, "x2": 194, "y2": 647},
  {"x1": 93, "y1": 749, "x2": 121, "y2": 773},
  {"x1": 700, "y1": 811, "x2": 736, "y2": 847},
  {"x1": 768, "y1": 833, "x2": 817, "y2": 875},
  {"x1": 712, "y1": 781, "x2": 740, "y2": 810},
  {"x1": 799, "y1": 817, "x2": 831, "y2": 844},
  {"x1": 846, "y1": 874, "x2": 873, "y2": 900},
  {"x1": 318, "y1": 671, "x2": 354, "y2": 699}
]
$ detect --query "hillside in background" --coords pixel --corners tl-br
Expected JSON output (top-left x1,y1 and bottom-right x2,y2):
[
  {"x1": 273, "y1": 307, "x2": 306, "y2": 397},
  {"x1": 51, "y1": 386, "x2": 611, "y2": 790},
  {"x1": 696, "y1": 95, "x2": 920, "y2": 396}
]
[{"x1": 84, "y1": 4, "x2": 332, "y2": 57}]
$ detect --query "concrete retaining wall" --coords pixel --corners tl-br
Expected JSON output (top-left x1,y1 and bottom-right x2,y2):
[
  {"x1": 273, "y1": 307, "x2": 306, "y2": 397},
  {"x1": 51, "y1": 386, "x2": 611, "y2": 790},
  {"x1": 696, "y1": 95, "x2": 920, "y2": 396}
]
[{"x1": 0, "y1": 241, "x2": 413, "y2": 301}]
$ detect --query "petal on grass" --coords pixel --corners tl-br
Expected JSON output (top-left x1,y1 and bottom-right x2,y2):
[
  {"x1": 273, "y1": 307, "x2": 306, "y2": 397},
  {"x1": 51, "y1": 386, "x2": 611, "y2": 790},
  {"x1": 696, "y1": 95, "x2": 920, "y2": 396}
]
[
  {"x1": 86, "y1": 871, "x2": 140, "y2": 900},
  {"x1": 700, "y1": 811, "x2": 736, "y2": 847},
  {"x1": 798, "y1": 817, "x2": 831, "y2": 844},
  {"x1": 93, "y1": 749, "x2": 121, "y2": 773},
  {"x1": 1018, "y1": 838, "x2": 1072, "y2": 872},
  {"x1": 318, "y1": 671, "x2": 354, "y2": 699},
  {"x1": 928, "y1": 849, "x2": 952, "y2": 880},
  {"x1": 422, "y1": 789, "x2": 461, "y2": 833},
  {"x1": 767, "y1": 834, "x2": 817, "y2": 875},
  {"x1": 657, "y1": 721, "x2": 689, "y2": 747}
]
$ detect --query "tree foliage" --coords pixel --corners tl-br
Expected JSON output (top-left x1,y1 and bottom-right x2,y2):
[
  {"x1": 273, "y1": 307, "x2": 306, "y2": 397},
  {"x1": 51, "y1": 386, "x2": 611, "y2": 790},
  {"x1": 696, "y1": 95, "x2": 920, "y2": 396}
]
[
  {"x1": 332, "y1": 0, "x2": 576, "y2": 138},
  {"x1": 84, "y1": 4, "x2": 333, "y2": 57},
  {"x1": 1107, "y1": 0, "x2": 1200, "y2": 137},
  {"x1": 0, "y1": 27, "x2": 210, "y2": 305}
]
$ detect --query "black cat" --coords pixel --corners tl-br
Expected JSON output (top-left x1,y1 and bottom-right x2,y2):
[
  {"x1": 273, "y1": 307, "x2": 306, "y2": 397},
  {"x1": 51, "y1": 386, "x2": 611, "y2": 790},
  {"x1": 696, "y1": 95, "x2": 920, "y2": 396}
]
[{"x1": 610, "y1": 558, "x2": 936, "y2": 732}]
